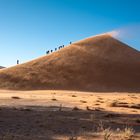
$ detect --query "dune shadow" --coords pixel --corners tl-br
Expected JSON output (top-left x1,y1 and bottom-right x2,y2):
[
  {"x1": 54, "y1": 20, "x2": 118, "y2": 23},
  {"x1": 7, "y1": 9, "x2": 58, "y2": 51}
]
[{"x1": 0, "y1": 106, "x2": 139, "y2": 140}]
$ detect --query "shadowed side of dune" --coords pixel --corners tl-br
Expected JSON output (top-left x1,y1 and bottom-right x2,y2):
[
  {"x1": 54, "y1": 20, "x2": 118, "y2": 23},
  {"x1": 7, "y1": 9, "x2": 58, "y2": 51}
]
[{"x1": 0, "y1": 34, "x2": 140, "y2": 92}]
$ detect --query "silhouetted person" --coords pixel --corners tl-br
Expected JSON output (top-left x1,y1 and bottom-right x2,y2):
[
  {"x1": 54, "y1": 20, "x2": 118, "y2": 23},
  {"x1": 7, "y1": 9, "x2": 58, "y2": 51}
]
[
  {"x1": 55, "y1": 48, "x2": 57, "y2": 51},
  {"x1": 62, "y1": 45, "x2": 64, "y2": 48},
  {"x1": 17, "y1": 60, "x2": 19, "y2": 65},
  {"x1": 46, "y1": 50, "x2": 49, "y2": 55},
  {"x1": 51, "y1": 50, "x2": 53, "y2": 53},
  {"x1": 70, "y1": 42, "x2": 72, "y2": 44}
]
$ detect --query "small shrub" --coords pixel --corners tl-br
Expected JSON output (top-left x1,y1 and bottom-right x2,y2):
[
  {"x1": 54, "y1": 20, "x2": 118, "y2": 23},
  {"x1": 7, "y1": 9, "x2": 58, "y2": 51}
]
[
  {"x1": 86, "y1": 106, "x2": 93, "y2": 111},
  {"x1": 103, "y1": 128, "x2": 112, "y2": 140},
  {"x1": 107, "y1": 101, "x2": 118, "y2": 107},
  {"x1": 98, "y1": 97, "x2": 103, "y2": 100},
  {"x1": 95, "y1": 103, "x2": 100, "y2": 106},
  {"x1": 97, "y1": 121, "x2": 112, "y2": 140},
  {"x1": 119, "y1": 127, "x2": 135, "y2": 140},
  {"x1": 72, "y1": 95, "x2": 77, "y2": 97},
  {"x1": 80, "y1": 100, "x2": 87, "y2": 103},
  {"x1": 11, "y1": 96, "x2": 21, "y2": 99},
  {"x1": 72, "y1": 106, "x2": 80, "y2": 111},
  {"x1": 96, "y1": 100, "x2": 104, "y2": 103},
  {"x1": 95, "y1": 107, "x2": 102, "y2": 111},
  {"x1": 130, "y1": 104, "x2": 140, "y2": 109},
  {"x1": 51, "y1": 93, "x2": 57, "y2": 101},
  {"x1": 135, "y1": 119, "x2": 140, "y2": 123},
  {"x1": 51, "y1": 98, "x2": 57, "y2": 101},
  {"x1": 97, "y1": 121, "x2": 104, "y2": 132}
]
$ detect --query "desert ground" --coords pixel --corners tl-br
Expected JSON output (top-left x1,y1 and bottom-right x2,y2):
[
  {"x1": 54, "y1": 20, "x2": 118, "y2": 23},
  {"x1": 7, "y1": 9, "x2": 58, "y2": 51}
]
[
  {"x1": 0, "y1": 90, "x2": 139, "y2": 140},
  {"x1": 0, "y1": 34, "x2": 139, "y2": 139}
]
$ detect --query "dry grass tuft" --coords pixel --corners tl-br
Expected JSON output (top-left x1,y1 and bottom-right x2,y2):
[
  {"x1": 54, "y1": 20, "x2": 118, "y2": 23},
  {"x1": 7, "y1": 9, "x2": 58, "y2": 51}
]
[
  {"x1": 119, "y1": 127, "x2": 135, "y2": 140},
  {"x1": 103, "y1": 128, "x2": 112, "y2": 140}
]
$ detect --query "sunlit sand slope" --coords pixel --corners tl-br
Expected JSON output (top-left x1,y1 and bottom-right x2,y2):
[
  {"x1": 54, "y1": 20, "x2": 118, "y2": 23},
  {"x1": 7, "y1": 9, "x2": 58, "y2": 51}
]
[{"x1": 0, "y1": 34, "x2": 140, "y2": 91}]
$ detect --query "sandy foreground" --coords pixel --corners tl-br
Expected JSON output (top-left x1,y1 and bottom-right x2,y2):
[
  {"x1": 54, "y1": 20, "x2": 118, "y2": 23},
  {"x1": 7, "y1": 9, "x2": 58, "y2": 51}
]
[{"x1": 0, "y1": 90, "x2": 139, "y2": 140}]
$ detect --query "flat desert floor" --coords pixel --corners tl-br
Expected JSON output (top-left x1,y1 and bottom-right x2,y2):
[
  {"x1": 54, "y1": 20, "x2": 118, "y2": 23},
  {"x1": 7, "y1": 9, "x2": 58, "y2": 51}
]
[{"x1": 0, "y1": 90, "x2": 139, "y2": 140}]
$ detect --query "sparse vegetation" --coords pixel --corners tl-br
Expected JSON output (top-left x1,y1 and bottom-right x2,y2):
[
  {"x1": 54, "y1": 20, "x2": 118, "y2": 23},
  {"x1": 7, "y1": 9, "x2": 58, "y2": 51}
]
[
  {"x1": 119, "y1": 127, "x2": 135, "y2": 140},
  {"x1": 51, "y1": 92, "x2": 57, "y2": 101},
  {"x1": 0, "y1": 91, "x2": 139, "y2": 140},
  {"x1": 51, "y1": 98, "x2": 57, "y2": 101},
  {"x1": 107, "y1": 101, "x2": 140, "y2": 109},
  {"x1": 130, "y1": 104, "x2": 140, "y2": 109},
  {"x1": 80, "y1": 100, "x2": 87, "y2": 103},
  {"x1": 72, "y1": 106, "x2": 80, "y2": 111},
  {"x1": 11, "y1": 96, "x2": 21, "y2": 99},
  {"x1": 96, "y1": 100, "x2": 104, "y2": 103},
  {"x1": 98, "y1": 97, "x2": 103, "y2": 100},
  {"x1": 86, "y1": 106, "x2": 93, "y2": 111},
  {"x1": 98, "y1": 121, "x2": 105, "y2": 132},
  {"x1": 95, "y1": 103, "x2": 100, "y2": 105},
  {"x1": 72, "y1": 95, "x2": 77, "y2": 97},
  {"x1": 103, "y1": 128, "x2": 112, "y2": 140},
  {"x1": 107, "y1": 101, "x2": 118, "y2": 107},
  {"x1": 135, "y1": 119, "x2": 140, "y2": 123}
]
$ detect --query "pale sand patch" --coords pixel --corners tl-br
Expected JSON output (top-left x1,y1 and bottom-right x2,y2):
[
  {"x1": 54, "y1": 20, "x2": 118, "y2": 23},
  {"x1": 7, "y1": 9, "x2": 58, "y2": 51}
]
[{"x1": 0, "y1": 90, "x2": 139, "y2": 114}]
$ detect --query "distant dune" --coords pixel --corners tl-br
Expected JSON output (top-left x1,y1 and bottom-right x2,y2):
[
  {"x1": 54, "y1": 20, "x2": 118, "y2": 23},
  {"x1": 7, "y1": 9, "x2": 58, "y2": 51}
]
[
  {"x1": 0, "y1": 34, "x2": 140, "y2": 92},
  {"x1": 0, "y1": 66, "x2": 5, "y2": 69}
]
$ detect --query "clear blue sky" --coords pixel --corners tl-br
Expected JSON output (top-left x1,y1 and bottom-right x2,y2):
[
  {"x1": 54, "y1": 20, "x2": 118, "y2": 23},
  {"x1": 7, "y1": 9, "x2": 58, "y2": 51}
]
[{"x1": 0, "y1": 0, "x2": 140, "y2": 67}]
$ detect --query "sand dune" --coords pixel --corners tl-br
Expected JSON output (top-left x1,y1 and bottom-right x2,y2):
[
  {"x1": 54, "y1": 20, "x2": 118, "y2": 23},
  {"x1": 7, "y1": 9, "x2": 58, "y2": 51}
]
[{"x1": 0, "y1": 34, "x2": 140, "y2": 91}]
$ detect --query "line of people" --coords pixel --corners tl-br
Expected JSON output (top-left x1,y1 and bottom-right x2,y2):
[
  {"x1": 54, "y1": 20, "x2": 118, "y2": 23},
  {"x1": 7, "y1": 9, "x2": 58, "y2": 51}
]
[
  {"x1": 16, "y1": 42, "x2": 72, "y2": 65},
  {"x1": 46, "y1": 42, "x2": 72, "y2": 55}
]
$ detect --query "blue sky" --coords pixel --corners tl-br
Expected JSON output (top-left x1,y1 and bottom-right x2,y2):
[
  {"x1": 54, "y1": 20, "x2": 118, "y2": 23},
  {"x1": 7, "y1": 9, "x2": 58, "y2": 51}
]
[{"x1": 0, "y1": 0, "x2": 140, "y2": 67}]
